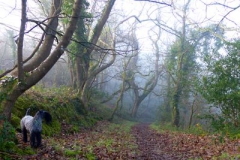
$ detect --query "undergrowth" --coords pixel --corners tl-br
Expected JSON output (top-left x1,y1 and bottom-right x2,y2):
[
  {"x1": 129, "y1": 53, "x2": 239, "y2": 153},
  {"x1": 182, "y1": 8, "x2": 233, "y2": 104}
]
[
  {"x1": 0, "y1": 116, "x2": 17, "y2": 152},
  {"x1": 151, "y1": 122, "x2": 207, "y2": 136}
]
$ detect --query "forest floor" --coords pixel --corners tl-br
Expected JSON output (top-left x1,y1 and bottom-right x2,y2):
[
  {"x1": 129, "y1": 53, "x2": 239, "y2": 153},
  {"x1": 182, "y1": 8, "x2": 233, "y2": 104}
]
[{"x1": 9, "y1": 121, "x2": 240, "y2": 160}]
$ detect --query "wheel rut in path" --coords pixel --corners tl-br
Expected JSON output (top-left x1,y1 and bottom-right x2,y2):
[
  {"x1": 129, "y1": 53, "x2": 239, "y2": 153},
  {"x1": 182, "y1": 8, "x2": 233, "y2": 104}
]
[{"x1": 132, "y1": 123, "x2": 183, "y2": 160}]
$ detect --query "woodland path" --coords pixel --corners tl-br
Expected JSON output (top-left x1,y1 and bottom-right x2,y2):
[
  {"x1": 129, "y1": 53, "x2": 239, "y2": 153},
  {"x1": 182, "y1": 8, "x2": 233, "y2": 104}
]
[
  {"x1": 7, "y1": 121, "x2": 240, "y2": 159},
  {"x1": 132, "y1": 124, "x2": 185, "y2": 160}
]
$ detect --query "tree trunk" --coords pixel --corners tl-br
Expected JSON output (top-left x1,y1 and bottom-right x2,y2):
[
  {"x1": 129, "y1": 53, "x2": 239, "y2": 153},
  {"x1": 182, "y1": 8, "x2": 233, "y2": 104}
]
[
  {"x1": 188, "y1": 93, "x2": 197, "y2": 129},
  {"x1": 1, "y1": 83, "x2": 25, "y2": 120},
  {"x1": 81, "y1": 53, "x2": 116, "y2": 108},
  {"x1": 76, "y1": 0, "x2": 116, "y2": 107},
  {"x1": 131, "y1": 98, "x2": 141, "y2": 117},
  {"x1": 75, "y1": 55, "x2": 87, "y2": 90},
  {"x1": 17, "y1": 0, "x2": 27, "y2": 83},
  {"x1": 110, "y1": 80, "x2": 126, "y2": 121},
  {"x1": 11, "y1": 0, "x2": 62, "y2": 76},
  {"x1": 172, "y1": 85, "x2": 181, "y2": 127},
  {"x1": 129, "y1": 25, "x2": 161, "y2": 118},
  {"x1": 160, "y1": 73, "x2": 172, "y2": 123},
  {"x1": 170, "y1": 0, "x2": 191, "y2": 127}
]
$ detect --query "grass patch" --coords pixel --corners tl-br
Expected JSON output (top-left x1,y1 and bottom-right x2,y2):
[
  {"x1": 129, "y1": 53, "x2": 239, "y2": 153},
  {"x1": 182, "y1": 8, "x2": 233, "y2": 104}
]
[
  {"x1": 150, "y1": 122, "x2": 207, "y2": 136},
  {"x1": 216, "y1": 153, "x2": 240, "y2": 160},
  {"x1": 150, "y1": 122, "x2": 178, "y2": 133},
  {"x1": 85, "y1": 151, "x2": 96, "y2": 160},
  {"x1": 111, "y1": 116, "x2": 137, "y2": 132},
  {"x1": 64, "y1": 148, "x2": 82, "y2": 157},
  {"x1": 190, "y1": 153, "x2": 240, "y2": 160}
]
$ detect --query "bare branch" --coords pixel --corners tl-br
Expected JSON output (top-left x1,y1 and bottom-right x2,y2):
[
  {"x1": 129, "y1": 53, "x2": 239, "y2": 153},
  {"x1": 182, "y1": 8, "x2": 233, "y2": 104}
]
[
  {"x1": 134, "y1": 0, "x2": 172, "y2": 7},
  {"x1": 17, "y1": 0, "x2": 27, "y2": 82},
  {"x1": 208, "y1": 2, "x2": 239, "y2": 10},
  {"x1": 0, "y1": 34, "x2": 45, "y2": 78},
  {"x1": 217, "y1": 4, "x2": 240, "y2": 26},
  {"x1": 200, "y1": 1, "x2": 240, "y2": 28}
]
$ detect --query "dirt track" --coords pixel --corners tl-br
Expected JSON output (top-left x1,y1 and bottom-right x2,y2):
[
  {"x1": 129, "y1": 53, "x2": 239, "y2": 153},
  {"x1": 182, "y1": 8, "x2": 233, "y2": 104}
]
[
  {"x1": 132, "y1": 124, "x2": 183, "y2": 160},
  {"x1": 5, "y1": 122, "x2": 239, "y2": 159}
]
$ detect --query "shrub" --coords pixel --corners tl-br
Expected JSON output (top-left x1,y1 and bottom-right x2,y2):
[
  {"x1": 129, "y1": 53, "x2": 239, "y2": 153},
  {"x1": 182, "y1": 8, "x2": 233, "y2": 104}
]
[{"x1": 0, "y1": 115, "x2": 17, "y2": 152}]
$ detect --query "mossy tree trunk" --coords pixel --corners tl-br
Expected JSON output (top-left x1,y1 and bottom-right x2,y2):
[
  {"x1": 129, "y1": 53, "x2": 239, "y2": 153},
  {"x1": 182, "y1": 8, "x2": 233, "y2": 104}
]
[
  {"x1": 170, "y1": 0, "x2": 192, "y2": 127},
  {"x1": 159, "y1": 73, "x2": 172, "y2": 123},
  {"x1": 130, "y1": 26, "x2": 161, "y2": 118},
  {"x1": 69, "y1": 0, "x2": 117, "y2": 108},
  {"x1": 171, "y1": 84, "x2": 181, "y2": 127}
]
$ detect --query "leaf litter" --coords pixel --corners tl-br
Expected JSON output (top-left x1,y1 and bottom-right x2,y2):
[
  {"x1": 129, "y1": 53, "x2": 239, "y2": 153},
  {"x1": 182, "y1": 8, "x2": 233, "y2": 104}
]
[{"x1": 12, "y1": 121, "x2": 240, "y2": 159}]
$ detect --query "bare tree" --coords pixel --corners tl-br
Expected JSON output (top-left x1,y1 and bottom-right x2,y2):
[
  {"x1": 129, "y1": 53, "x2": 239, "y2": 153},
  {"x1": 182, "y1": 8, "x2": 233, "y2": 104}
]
[
  {"x1": 0, "y1": 0, "x2": 83, "y2": 120},
  {"x1": 129, "y1": 26, "x2": 162, "y2": 117}
]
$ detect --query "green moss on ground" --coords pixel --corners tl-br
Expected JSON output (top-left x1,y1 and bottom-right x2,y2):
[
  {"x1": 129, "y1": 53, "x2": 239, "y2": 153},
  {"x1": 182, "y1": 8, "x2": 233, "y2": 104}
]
[
  {"x1": 11, "y1": 89, "x2": 90, "y2": 135},
  {"x1": 0, "y1": 86, "x2": 108, "y2": 158}
]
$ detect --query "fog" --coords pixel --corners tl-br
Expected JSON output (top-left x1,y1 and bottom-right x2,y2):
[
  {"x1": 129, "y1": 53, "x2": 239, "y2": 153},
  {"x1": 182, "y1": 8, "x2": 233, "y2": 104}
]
[{"x1": 0, "y1": 0, "x2": 239, "y2": 125}]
